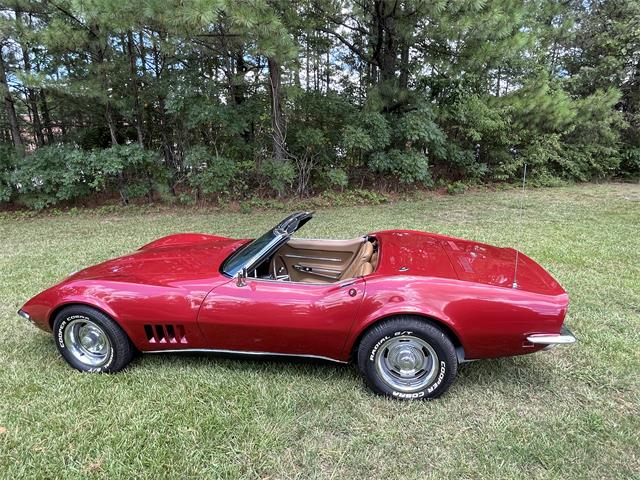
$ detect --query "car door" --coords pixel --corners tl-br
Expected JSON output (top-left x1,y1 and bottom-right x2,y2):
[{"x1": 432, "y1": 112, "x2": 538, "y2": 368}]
[{"x1": 196, "y1": 277, "x2": 366, "y2": 360}]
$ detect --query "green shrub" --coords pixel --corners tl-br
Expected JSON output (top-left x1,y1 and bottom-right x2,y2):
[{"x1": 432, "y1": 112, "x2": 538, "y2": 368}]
[
  {"x1": 619, "y1": 148, "x2": 640, "y2": 178},
  {"x1": 178, "y1": 192, "x2": 197, "y2": 205},
  {"x1": 88, "y1": 145, "x2": 169, "y2": 202},
  {"x1": 398, "y1": 103, "x2": 446, "y2": 148},
  {"x1": 446, "y1": 181, "x2": 468, "y2": 195},
  {"x1": 0, "y1": 145, "x2": 16, "y2": 203},
  {"x1": 260, "y1": 160, "x2": 295, "y2": 196},
  {"x1": 369, "y1": 149, "x2": 433, "y2": 186},
  {"x1": 12, "y1": 145, "x2": 92, "y2": 210},
  {"x1": 184, "y1": 147, "x2": 241, "y2": 198},
  {"x1": 342, "y1": 112, "x2": 391, "y2": 154},
  {"x1": 9, "y1": 145, "x2": 171, "y2": 209},
  {"x1": 239, "y1": 201, "x2": 252, "y2": 214},
  {"x1": 353, "y1": 189, "x2": 389, "y2": 204},
  {"x1": 325, "y1": 168, "x2": 349, "y2": 189}
]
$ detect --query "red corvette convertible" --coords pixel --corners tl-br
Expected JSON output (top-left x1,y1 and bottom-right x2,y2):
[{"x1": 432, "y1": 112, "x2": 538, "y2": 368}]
[{"x1": 19, "y1": 211, "x2": 575, "y2": 399}]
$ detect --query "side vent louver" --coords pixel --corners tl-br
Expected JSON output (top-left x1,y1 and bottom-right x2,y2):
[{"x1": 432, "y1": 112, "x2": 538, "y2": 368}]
[{"x1": 144, "y1": 324, "x2": 187, "y2": 344}]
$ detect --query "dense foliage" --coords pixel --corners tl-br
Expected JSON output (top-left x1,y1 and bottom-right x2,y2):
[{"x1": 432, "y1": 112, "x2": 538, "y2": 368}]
[{"x1": 0, "y1": 0, "x2": 638, "y2": 208}]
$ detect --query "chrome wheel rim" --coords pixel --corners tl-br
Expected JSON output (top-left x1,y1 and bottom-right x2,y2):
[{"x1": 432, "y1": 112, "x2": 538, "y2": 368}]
[
  {"x1": 63, "y1": 319, "x2": 111, "y2": 367},
  {"x1": 374, "y1": 335, "x2": 439, "y2": 393}
]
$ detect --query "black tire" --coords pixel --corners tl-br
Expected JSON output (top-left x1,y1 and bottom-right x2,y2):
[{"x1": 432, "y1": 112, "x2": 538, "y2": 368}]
[
  {"x1": 52, "y1": 305, "x2": 134, "y2": 373},
  {"x1": 357, "y1": 316, "x2": 458, "y2": 400}
]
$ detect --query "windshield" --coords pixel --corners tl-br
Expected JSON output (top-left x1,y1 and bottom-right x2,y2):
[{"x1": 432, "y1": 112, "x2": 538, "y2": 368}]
[
  {"x1": 220, "y1": 211, "x2": 313, "y2": 277},
  {"x1": 221, "y1": 230, "x2": 280, "y2": 277}
]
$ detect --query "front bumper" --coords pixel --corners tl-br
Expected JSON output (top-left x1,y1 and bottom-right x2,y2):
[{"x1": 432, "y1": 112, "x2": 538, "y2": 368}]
[
  {"x1": 527, "y1": 325, "x2": 576, "y2": 346},
  {"x1": 18, "y1": 309, "x2": 39, "y2": 328}
]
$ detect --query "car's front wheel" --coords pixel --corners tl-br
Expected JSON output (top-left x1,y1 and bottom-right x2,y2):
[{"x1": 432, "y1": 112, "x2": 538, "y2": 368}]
[
  {"x1": 52, "y1": 305, "x2": 134, "y2": 373},
  {"x1": 357, "y1": 316, "x2": 458, "y2": 400}
]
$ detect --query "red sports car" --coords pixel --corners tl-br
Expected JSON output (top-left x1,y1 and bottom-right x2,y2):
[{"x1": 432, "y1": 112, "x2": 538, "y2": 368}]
[{"x1": 19, "y1": 211, "x2": 575, "y2": 399}]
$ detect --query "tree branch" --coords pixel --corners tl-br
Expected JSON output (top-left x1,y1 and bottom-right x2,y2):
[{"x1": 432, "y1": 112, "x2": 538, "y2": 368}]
[{"x1": 318, "y1": 27, "x2": 373, "y2": 65}]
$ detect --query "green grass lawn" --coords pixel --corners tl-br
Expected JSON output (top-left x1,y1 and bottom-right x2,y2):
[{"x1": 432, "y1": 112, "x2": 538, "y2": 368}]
[{"x1": 1, "y1": 183, "x2": 638, "y2": 479}]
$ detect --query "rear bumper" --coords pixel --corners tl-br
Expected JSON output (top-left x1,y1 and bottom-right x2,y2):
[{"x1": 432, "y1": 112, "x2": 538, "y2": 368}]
[{"x1": 527, "y1": 325, "x2": 576, "y2": 346}]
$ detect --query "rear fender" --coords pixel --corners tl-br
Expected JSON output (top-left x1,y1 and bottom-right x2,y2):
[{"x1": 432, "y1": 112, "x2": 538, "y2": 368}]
[{"x1": 341, "y1": 276, "x2": 464, "y2": 359}]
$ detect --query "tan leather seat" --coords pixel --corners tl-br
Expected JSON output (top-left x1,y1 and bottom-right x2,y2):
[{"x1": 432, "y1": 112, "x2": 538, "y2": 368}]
[
  {"x1": 340, "y1": 241, "x2": 374, "y2": 279},
  {"x1": 357, "y1": 262, "x2": 373, "y2": 277},
  {"x1": 370, "y1": 250, "x2": 379, "y2": 270}
]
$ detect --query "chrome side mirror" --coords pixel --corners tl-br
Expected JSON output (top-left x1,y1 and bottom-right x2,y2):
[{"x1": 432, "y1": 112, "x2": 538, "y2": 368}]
[{"x1": 236, "y1": 267, "x2": 247, "y2": 287}]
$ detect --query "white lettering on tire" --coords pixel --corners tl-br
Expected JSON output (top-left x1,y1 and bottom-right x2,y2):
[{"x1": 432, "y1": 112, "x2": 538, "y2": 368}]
[
  {"x1": 370, "y1": 331, "x2": 415, "y2": 362},
  {"x1": 391, "y1": 361, "x2": 447, "y2": 399},
  {"x1": 369, "y1": 335, "x2": 390, "y2": 361},
  {"x1": 57, "y1": 320, "x2": 67, "y2": 348},
  {"x1": 427, "y1": 361, "x2": 447, "y2": 394},
  {"x1": 58, "y1": 315, "x2": 89, "y2": 348},
  {"x1": 102, "y1": 346, "x2": 114, "y2": 370},
  {"x1": 392, "y1": 391, "x2": 425, "y2": 399},
  {"x1": 58, "y1": 314, "x2": 113, "y2": 372}
]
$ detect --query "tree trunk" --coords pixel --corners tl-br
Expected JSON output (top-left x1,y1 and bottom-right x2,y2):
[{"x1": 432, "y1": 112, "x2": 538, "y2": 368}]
[
  {"x1": 152, "y1": 33, "x2": 175, "y2": 169},
  {"x1": 127, "y1": 30, "x2": 144, "y2": 147},
  {"x1": 305, "y1": 37, "x2": 310, "y2": 91},
  {"x1": 372, "y1": 1, "x2": 398, "y2": 84},
  {"x1": 231, "y1": 52, "x2": 246, "y2": 106},
  {"x1": 380, "y1": 23, "x2": 397, "y2": 81},
  {"x1": 105, "y1": 102, "x2": 118, "y2": 145},
  {"x1": 294, "y1": 48, "x2": 301, "y2": 89},
  {"x1": 268, "y1": 56, "x2": 286, "y2": 162},
  {"x1": 102, "y1": 44, "x2": 119, "y2": 148},
  {"x1": 138, "y1": 31, "x2": 146, "y2": 73},
  {"x1": 313, "y1": 33, "x2": 319, "y2": 92},
  {"x1": 40, "y1": 89, "x2": 54, "y2": 143},
  {"x1": 20, "y1": 47, "x2": 44, "y2": 146},
  {"x1": 399, "y1": 43, "x2": 409, "y2": 89},
  {"x1": 325, "y1": 35, "x2": 330, "y2": 92},
  {"x1": 231, "y1": 52, "x2": 254, "y2": 144},
  {"x1": 89, "y1": 23, "x2": 118, "y2": 146},
  {"x1": 0, "y1": 53, "x2": 24, "y2": 153},
  {"x1": 17, "y1": 11, "x2": 44, "y2": 146}
]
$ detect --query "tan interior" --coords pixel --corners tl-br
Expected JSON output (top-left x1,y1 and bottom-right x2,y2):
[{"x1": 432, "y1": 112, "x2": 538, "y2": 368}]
[{"x1": 270, "y1": 237, "x2": 377, "y2": 283}]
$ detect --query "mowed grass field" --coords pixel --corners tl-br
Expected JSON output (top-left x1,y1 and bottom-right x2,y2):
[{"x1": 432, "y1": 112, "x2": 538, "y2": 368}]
[{"x1": 0, "y1": 183, "x2": 638, "y2": 479}]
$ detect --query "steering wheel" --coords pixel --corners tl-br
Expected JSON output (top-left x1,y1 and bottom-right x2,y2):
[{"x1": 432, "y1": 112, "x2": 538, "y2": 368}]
[{"x1": 271, "y1": 257, "x2": 288, "y2": 280}]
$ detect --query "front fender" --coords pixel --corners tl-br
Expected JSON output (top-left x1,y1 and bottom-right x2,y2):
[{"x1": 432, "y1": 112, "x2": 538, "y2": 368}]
[
  {"x1": 21, "y1": 276, "x2": 212, "y2": 350},
  {"x1": 22, "y1": 282, "x2": 125, "y2": 335},
  {"x1": 138, "y1": 233, "x2": 231, "y2": 250}
]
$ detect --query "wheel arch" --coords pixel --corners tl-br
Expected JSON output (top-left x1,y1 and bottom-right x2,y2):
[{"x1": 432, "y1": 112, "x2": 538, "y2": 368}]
[
  {"x1": 48, "y1": 301, "x2": 140, "y2": 353},
  {"x1": 49, "y1": 301, "x2": 120, "y2": 330},
  {"x1": 348, "y1": 313, "x2": 466, "y2": 363}
]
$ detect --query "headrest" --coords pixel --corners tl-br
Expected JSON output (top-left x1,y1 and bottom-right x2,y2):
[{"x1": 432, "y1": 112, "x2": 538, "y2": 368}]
[{"x1": 360, "y1": 242, "x2": 374, "y2": 260}]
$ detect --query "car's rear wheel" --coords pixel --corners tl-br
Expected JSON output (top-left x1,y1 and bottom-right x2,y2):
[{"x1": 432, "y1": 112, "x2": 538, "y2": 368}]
[
  {"x1": 357, "y1": 316, "x2": 458, "y2": 400},
  {"x1": 52, "y1": 305, "x2": 134, "y2": 373}
]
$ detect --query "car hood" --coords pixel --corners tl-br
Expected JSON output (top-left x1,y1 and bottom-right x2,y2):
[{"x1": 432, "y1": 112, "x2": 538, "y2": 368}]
[
  {"x1": 65, "y1": 234, "x2": 246, "y2": 285},
  {"x1": 373, "y1": 230, "x2": 565, "y2": 295}
]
